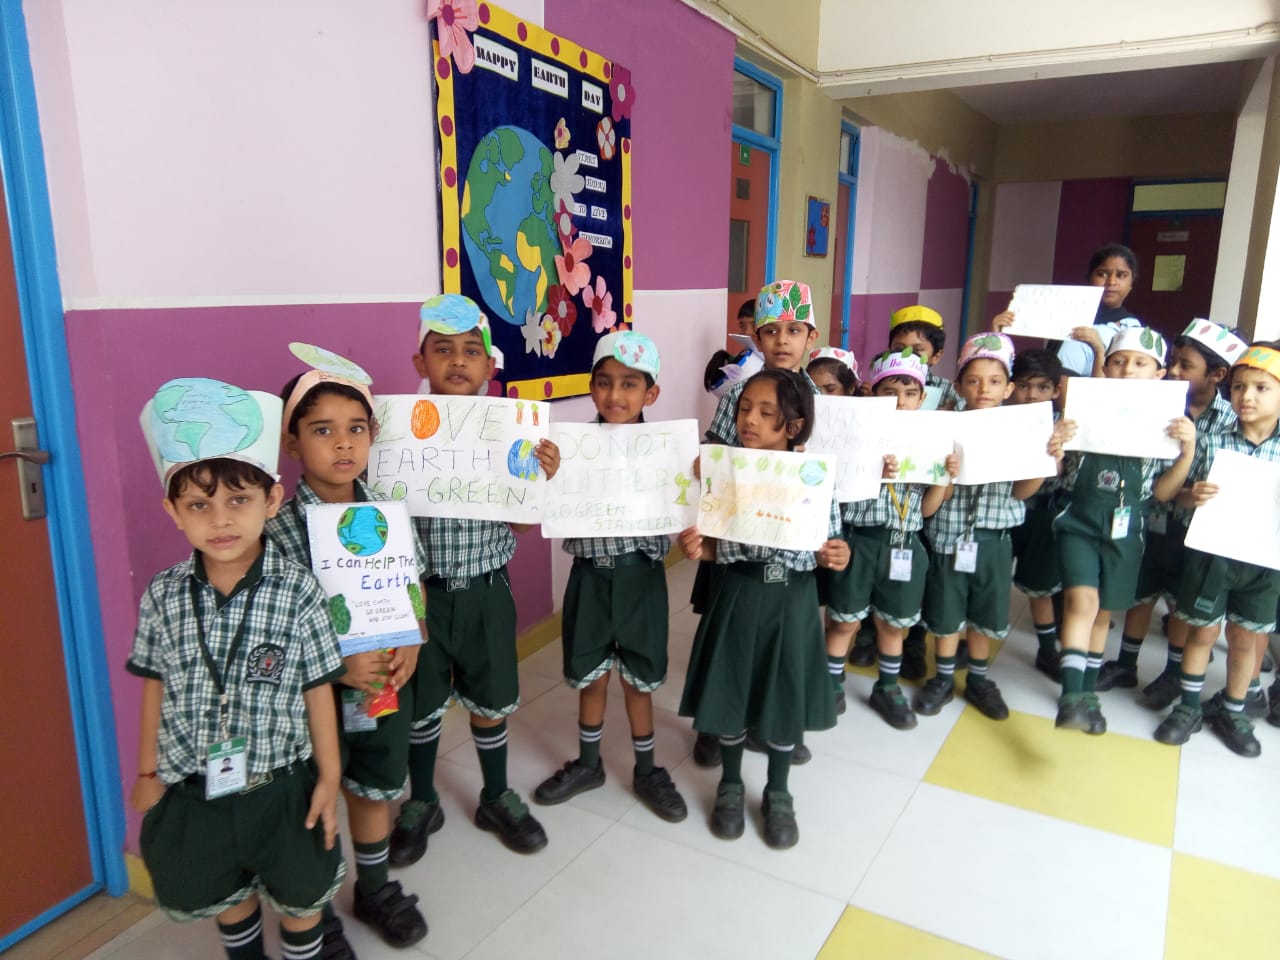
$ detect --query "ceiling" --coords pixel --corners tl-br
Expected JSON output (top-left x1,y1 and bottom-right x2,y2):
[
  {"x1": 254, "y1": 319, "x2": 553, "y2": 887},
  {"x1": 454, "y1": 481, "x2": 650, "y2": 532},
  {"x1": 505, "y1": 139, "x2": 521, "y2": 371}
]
[{"x1": 951, "y1": 60, "x2": 1249, "y2": 124}]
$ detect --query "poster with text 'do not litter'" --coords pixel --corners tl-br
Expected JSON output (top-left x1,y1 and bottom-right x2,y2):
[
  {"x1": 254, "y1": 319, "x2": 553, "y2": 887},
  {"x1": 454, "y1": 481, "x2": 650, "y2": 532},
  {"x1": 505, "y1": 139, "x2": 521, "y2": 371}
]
[
  {"x1": 542, "y1": 419, "x2": 699, "y2": 538},
  {"x1": 305, "y1": 501, "x2": 423, "y2": 657},
  {"x1": 697, "y1": 444, "x2": 835, "y2": 551},
  {"x1": 368, "y1": 394, "x2": 549, "y2": 523}
]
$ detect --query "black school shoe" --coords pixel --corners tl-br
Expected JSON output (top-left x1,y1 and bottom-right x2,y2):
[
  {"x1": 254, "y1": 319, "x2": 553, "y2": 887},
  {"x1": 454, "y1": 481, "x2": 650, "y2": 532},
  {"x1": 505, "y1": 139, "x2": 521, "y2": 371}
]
[
  {"x1": 744, "y1": 730, "x2": 811, "y2": 764},
  {"x1": 353, "y1": 880, "x2": 428, "y2": 948},
  {"x1": 1207, "y1": 707, "x2": 1262, "y2": 758},
  {"x1": 388, "y1": 799, "x2": 445, "y2": 867},
  {"x1": 533, "y1": 759, "x2": 605, "y2": 805},
  {"x1": 710, "y1": 782, "x2": 745, "y2": 840},
  {"x1": 1269, "y1": 679, "x2": 1280, "y2": 728},
  {"x1": 761, "y1": 789, "x2": 799, "y2": 849},
  {"x1": 834, "y1": 683, "x2": 847, "y2": 715},
  {"x1": 475, "y1": 789, "x2": 548, "y2": 854},
  {"x1": 847, "y1": 636, "x2": 877, "y2": 667},
  {"x1": 913, "y1": 676, "x2": 954, "y2": 716},
  {"x1": 319, "y1": 912, "x2": 356, "y2": 960},
  {"x1": 1082, "y1": 692, "x2": 1107, "y2": 735},
  {"x1": 1141, "y1": 670, "x2": 1182, "y2": 711},
  {"x1": 964, "y1": 676, "x2": 1010, "y2": 721},
  {"x1": 870, "y1": 682, "x2": 918, "y2": 730},
  {"x1": 1201, "y1": 689, "x2": 1269, "y2": 721},
  {"x1": 1095, "y1": 660, "x2": 1138, "y2": 691},
  {"x1": 1034, "y1": 648, "x2": 1062, "y2": 683},
  {"x1": 1054, "y1": 693, "x2": 1091, "y2": 732},
  {"x1": 634, "y1": 766, "x2": 688, "y2": 822},
  {"x1": 692, "y1": 732, "x2": 721, "y2": 768},
  {"x1": 1153, "y1": 703, "x2": 1202, "y2": 746}
]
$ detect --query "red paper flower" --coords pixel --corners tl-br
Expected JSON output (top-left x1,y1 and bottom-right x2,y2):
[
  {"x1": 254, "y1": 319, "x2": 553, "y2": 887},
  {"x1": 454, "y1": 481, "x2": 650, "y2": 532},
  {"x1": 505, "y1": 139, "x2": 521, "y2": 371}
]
[
  {"x1": 554, "y1": 200, "x2": 577, "y2": 248},
  {"x1": 548, "y1": 285, "x2": 578, "y2": 337},
  {"x1": 428, "y1": 0, "x2": 479, "y2": 74},
  {"x1": 609, "y1": 63, "x2": 634, "y2": 122}
]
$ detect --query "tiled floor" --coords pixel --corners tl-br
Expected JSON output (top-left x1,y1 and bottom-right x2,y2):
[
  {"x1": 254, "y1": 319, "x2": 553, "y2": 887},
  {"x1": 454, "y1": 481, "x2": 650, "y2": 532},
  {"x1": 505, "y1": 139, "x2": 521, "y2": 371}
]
[{"x1": 79, "y1": 560, "x2": 1280, "y2": 959}]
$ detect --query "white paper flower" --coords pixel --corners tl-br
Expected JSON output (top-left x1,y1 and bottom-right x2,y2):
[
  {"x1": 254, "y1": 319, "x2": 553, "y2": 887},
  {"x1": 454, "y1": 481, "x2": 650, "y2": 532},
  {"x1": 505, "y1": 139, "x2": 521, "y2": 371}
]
[
  {"x1": 550, "y1": 151, "x2": 584, "y2": 213},
  {"x1": 521, "y1": 308, "x2": 544, "y2": 357}
]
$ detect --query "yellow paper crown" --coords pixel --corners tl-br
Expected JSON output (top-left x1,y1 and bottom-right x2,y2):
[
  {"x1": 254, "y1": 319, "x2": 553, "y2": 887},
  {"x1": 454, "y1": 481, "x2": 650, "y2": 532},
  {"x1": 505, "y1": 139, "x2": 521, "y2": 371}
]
[{"x1": 1237, "y1": 345, "x2": 1280, "y2": 381}]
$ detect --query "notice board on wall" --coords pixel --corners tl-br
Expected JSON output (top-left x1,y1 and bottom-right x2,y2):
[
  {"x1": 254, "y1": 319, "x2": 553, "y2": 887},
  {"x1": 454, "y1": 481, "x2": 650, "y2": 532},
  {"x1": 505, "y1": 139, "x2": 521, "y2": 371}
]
[{"x1": 430, "y1": 0, "x2": 634, "y2": 400}]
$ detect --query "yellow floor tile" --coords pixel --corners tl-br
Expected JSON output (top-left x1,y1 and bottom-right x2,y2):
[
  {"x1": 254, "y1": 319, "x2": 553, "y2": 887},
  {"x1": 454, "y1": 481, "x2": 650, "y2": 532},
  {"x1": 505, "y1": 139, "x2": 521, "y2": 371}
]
[
  {"x1": 818, "y1": 907, "x2": 1000, "y2": 960},
  {"x1": 844, "y1": 631, "x2": 1003, "y2": 685},
  {"x1": 925, "y1": 707, "x2": 1178, "y2": 847},
  {"x1": 1165, "y1": 853, "x2": 1280, "y2": 960}
]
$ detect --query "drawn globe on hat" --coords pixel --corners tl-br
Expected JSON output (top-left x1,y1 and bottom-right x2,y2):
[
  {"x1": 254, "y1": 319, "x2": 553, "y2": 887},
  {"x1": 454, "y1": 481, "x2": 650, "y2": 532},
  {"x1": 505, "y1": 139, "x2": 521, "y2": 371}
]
[
  {"x1": 288, "y1": 342, "x2": 373, "y2": 384},
  {"x1": 337, "y1": 506, "x2": 389, "y2": 557},
  {"x1": 149, "y1": 378, "x2": 265, "y2": 465}
]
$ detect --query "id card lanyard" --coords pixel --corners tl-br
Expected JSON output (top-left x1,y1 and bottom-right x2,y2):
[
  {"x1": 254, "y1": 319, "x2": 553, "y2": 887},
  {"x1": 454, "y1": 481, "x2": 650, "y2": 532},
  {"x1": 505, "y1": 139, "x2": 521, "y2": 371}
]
[
  {"x1": 955, "y1": 486, "x2": 980, "y2": 573},
  {"x1": 1111, "y1": 477, "x2": 1131, "y2": 540},
  {"x1": 189, "y1": 578, "x2": 257, "y2": 797},
  {"x1": 886, "y1": 484, "x2": 914, "y2": 582}
]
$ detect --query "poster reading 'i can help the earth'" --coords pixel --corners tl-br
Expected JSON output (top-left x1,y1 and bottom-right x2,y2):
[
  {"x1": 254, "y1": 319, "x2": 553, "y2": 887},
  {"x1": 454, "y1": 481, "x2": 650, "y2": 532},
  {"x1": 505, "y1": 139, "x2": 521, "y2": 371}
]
[{"x1": 430, "y1": 0, "x2": 634, "y2": 401}]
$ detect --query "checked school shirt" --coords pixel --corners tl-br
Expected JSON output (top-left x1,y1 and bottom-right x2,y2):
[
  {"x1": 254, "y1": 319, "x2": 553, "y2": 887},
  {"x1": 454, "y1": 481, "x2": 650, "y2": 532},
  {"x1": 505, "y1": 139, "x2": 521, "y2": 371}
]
[
  {"x1": 1168, "y1": 392, "x2": 1237, "y2": 526},
  {"x1": 1188, "y1": 421, "x2": 1280, "y2": 486},
  {"x1": 127, "y1": 540, "x2": 346, "y2": 784},
  {"x1": 414, "y1": 516, "x2": 515, "y2": 580},
  {"x1": 925, "y1": 481, "x2": 1026, "y2": 554},
  {"x1": 705, "y1": 370, "x2": 821, "y2": 445},
  {"x1": 843, "y1": 483, "x2": 927, "y2": 533},
  {"x1": 715, "y1": 499, "x2": 841, "y2": 572}
]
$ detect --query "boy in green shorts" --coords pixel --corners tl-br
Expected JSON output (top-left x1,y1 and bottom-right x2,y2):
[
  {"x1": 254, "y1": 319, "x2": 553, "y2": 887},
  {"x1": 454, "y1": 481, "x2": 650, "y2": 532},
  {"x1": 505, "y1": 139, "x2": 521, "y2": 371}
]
[
  {"x1": 917, "y1": 333, "x2": 1057, "y2": 720},
  {"x1": 532, "y1": 331, "x2": 687, "y2": 822},
  {"x1": 1154, "y1": 342, "x2": 1280, "y2": 757},
  {"x1": 129, "y1": 378, "x2": 346, "y2": 960},
  {"x1": 265, "y1": 345, "x2": 428, "y2": 951},
  {"x1": 390, "y1": 294, "x2": 560, "y2": 861}
]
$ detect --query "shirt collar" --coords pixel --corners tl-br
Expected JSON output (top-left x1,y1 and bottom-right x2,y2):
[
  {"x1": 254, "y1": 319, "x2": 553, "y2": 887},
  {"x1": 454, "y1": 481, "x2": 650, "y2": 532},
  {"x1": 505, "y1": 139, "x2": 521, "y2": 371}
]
[{"x1": 191, "y1": 539, "x2": 270, "y2": 607}]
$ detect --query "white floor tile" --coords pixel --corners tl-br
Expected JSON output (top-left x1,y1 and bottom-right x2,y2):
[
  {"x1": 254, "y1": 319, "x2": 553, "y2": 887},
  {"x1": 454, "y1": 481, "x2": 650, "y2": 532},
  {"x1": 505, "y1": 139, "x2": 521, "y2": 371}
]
[
  {"x1": 1174, "y1": 745, "x2": 1280, "y2": 880},
  {"x1": 852, "y1": 783, "x2": 1171, "y2": 960}
]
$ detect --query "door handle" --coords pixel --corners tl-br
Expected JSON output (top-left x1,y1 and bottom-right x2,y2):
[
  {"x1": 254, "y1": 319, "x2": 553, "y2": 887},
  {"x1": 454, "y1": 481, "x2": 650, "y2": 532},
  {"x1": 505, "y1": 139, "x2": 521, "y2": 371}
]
[
  {"x1": 6, "y1": 417, "x2": 48, "y2": 519},
  {"x1": 0, "y1": 449, "x2": 50, "y2": 464}
]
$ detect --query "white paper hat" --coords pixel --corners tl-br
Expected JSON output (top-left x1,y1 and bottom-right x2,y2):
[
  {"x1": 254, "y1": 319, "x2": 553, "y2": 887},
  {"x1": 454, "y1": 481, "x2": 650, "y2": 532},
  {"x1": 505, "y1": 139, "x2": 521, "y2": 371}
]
[
  {"x1": 1106, "y1": 326, "x2": 1168, "y2": 366},
  {"x1": 141, "y1": 377, "x2": 283, "y2": 488},
  {"x1": 1180, "y1": 319, "x2": 1248, "y2": 367}
]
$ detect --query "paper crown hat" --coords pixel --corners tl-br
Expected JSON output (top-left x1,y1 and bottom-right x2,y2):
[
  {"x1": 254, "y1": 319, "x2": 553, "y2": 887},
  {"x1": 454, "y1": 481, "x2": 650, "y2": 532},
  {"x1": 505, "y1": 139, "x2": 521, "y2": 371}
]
[
  {"x1": 957, "y1": 332, "x2": 1015, "y2": 377},
  {"x1": 890, "y1": 304, "x2": 943, "y2": 330},
  {"x1": 1180, "y1": 319, "x2": 1248, "y2": 366},
  {"x1": 868, "y1": 347, "x2": 928, "y2": 387},
  {"x1": 1237, "y1": 344, "x2": 1280, "y2": 380},
  {"x1": 809, "y1": 346, "x2": 858, "y2": 377},
  {"x1": 592, "y1": 330, "x2": 660, "y2": 380},
  {"x1": 281, "y1": 343, "x2": 375, "y2": 435},
  {"x1": 141, "y1": 377, "x2": 283, "y2": 488},
  {"x1": 419, "y1": 294, "x2": 493, "y2": 356},
  {"x1": 709, "y1": 350, "x2": 765, "y2": 399},
  {"x1": 754, "y1": 280, "x2": 815, "y2": 329},
  {"x1": 1107, "y1": 326, "x2": 1168, "y2": 366}
]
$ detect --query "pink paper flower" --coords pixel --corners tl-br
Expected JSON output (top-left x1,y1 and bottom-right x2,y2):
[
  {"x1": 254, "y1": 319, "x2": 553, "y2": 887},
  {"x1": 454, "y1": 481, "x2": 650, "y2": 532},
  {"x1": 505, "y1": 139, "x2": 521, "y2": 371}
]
[
  {"x1": 609, "y1": 63, "x2": 634, "y2": 122},
  {"x1": 582, "y1": 276, "x2": 616, "y2": 334},
  {"x1": 548, "y1": 285, "x2": 578, "y2": 337},
  {"x1": 428, "y1": 0, "x2": 479, "y2": 74},
  {"x1": 555, "y1": 235, "x2": 592, "y2": 296}
]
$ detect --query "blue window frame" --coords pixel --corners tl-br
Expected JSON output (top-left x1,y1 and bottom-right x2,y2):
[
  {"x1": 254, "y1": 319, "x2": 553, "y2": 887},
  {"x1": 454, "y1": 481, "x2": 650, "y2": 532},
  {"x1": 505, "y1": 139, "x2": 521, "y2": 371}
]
[
  {"x1": 731, "y1": 57, "x2": 782, "y2": 283},
  {"x1": 837, "y1": 122, "x2": 860, "y2": 349}
]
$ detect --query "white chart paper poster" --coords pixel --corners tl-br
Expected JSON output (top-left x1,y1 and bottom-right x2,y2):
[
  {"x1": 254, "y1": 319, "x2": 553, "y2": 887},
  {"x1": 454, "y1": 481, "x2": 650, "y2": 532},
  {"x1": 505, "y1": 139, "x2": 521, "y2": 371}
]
[
  {"x1": 697, "y1": 444, "x2": 835, "y2": 551},
  {"x1": 1185, "y1": 450, "x2": 1280, "y2": 571},
  {"x1": 806, "y1": 395, "x2": 895, "y2": 502},
  {"x1": 1004, "y1": 285, "x2": 1104, "y2": 340},
  {"x1": 1061, "y1": 378, "x2": 1186, "y2": 459},
  {"x1": 880, "y1": 410, "x2": 955, "y2": 486},
  {"x1": 954, "y1": 402, "x2": 1058, "y2": 485}
]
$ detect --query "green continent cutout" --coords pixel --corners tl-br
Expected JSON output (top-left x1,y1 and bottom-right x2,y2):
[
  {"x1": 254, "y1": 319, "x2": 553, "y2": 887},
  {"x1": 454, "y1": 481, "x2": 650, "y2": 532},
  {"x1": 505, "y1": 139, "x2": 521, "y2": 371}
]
[{"x1": 329, "y1": 595, "x2": 352, "y2": 634}]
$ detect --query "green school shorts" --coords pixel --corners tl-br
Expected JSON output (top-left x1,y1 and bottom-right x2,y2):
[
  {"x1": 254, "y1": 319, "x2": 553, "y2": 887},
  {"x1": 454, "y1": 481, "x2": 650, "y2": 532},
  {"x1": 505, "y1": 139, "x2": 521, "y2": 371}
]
[
  {"x1": 562, "y1": 554, "x2": 669, "y2": 692},
  {"x1": 334, "y1": 684, "x2": 412, "y2": 802},
  {"x1": 828, "y1": 524, "x2": 928, "y2": 629},
  {"x1": 1054, "y1": 506, "x2": 1144, "y2": 612},
  {"x1": 921, "y1": 530, "x2": 1013, "y2": 640},
  {"x1": 140, "y1": 762, "x2": 344, "y2": 921},
  {"x1": 412, "y1": 568, "x2": 519, "y2": 724},
  {"x1": 1011, "y1": 499, "x2": 1061, "y2": 597},
  {"x1": 1134, "y1": 520, "x2": 1187, "y2": 606},
  {"x1": 1173, "y1": 548, "x2": 1280, "y2": 632}
]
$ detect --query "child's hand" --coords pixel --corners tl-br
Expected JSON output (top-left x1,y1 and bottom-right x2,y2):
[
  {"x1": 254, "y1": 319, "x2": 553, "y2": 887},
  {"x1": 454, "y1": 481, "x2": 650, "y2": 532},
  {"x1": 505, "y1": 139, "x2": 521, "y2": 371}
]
[
  {"x1": 131, "y1": 775, "x2": 166, "y2": 815},
  {"x1": 1167, "y1": 416, "x2": 1196, "y2": 454},
  {"x1": 1189, "y1": 481, "x2": 1219, "y2": 506},
  {"x1": 535, "y1": 439, "x2": 561, "y2": 480},
  {"x1": 389, "y1": 644, "x2": 420, "y2": 691},
  {"x1": 1070, "y1": 326, "x2": 1105, "y2": 355},
  {"x1": 991, "y1": 310, "x2": 1016, "y2": 333},
  {"x1": 305, "y1": 777, "x2": 340, "y2": 850},
  {"x1": 692, "y1": 455, "x2": 701, "y2": 481},
  {"x1": 1048, "y1": 419, "x2": 1077, "y2": 460},
  {"x1": 817, "y1": 538, "x2": 850, "y2": 571},
  {"x1": 341, "y1": 650, "x2": 392, "y2": 695},
  {"x1": 677, "y1": 525, "x2": 703, "y2": 560},
  {"x1": 881, "y1": 454, "x2": 898, "y2": 480},
  {"x1": 943, "y1": 453, "x2": 960, "y2": 479}
]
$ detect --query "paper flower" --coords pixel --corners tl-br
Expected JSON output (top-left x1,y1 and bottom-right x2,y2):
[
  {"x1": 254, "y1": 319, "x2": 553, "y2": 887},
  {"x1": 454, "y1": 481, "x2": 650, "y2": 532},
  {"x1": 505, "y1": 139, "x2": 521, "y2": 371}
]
[
  {"x1": 550, "y1": 151, "x2": 584, "y2": 213},
  {"x1": 540, "y1": 315, "x2": 562, "y2": 358},
  {"x1": 597, "y1": 117, "x2": 617, "y2": 161},
  {"x1": 521, "y1": 308, "x2": 544, "y2": 357},
  {"x1": 609, "y1": 63, "x2": 634, "y2": 122},
  {"x1": 554, "y1": 200, "x2": 577, "y2": 248},
  {"x1": 548, "y1": 285, "x2": 578, "y2": 337},
  {"x1": 554, "y1": 117, "x2": 570, "y2": 150},
  {"x1": 582, "y1": 275, "x2": 616, "y2": 333},
  {"x1": 554, "y1": 235, "x2": 593, "y2": 295},
  {"x1": 428, "y1": 0, "x2": 479, "y2": 74}
]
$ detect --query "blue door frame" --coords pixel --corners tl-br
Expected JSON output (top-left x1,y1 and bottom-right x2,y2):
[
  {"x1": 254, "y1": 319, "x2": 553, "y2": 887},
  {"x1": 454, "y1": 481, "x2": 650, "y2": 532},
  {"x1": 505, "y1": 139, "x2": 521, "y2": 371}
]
[
  {"x1": 732, "y1": 57, "x2": 782, "y2": 284},
  {"x1": 0, "y1": 0, "x2": 127, "y2": 948},
  {"x1": 837, "y1": 122, "x2": 860, "y2": 350}
]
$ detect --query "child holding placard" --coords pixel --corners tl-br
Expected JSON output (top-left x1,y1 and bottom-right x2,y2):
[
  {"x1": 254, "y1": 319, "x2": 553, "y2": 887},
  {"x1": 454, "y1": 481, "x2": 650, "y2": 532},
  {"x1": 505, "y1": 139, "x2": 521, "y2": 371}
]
[
  {"x1": 828, "y1": 349, "x2": 957, "y2": 730},
  {"x1": 1100, "y1": 320, "x2": 1245, "y2": 704},
  {"x1": 130, "y1": 378, "x2": 346, "y2": 960},
  {"x1": 1008, "y1": 350, "x2": 1067, "y2": 679},
  {"x1": 532, "y1": 331, "x2": 688, "y2": 823},
  {"x1": 1154, "y1": 342, "x2": 1280, "y2": 756},
  {"x1": 1052, "y1": 328, "x2": 1196, "y2": 734},
  {"x1": 265, "y1": 345, "x2": 428, "y2": 951},
  {"x1": 679, "y1": 368, "x2": 849, "y2": 848},
  {"x1": 393, "y1": 294, "x2": 560, "y2": 858},
  {"x1": 916, "y1": 334, "x2": 1056, "y2": 720}
]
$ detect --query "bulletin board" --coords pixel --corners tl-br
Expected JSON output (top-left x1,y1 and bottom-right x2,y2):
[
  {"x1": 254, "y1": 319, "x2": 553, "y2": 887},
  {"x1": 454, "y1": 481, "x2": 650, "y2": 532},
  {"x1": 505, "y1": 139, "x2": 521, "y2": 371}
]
[{"x1": 431, "y1": 1, "x2": 634, "y2": 400}]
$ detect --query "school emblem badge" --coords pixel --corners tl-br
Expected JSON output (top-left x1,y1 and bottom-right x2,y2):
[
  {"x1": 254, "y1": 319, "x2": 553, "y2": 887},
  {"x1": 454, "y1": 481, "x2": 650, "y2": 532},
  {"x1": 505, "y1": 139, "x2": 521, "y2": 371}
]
[
  {"x1": 245, "y1": 643, "x2": 286, "y2": 685},
  {"x1": 1095, "y1": 469, "x2": 1121, "y2": 493}
]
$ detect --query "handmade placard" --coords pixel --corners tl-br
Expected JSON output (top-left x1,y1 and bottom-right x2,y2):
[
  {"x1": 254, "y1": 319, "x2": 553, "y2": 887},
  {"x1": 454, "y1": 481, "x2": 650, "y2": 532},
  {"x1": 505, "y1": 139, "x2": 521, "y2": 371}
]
[
  {"x1": 543, "y1": 419, "x2": 699, "y2": 537},
  {"x1": 697, "y1": 444, "x2": 836, "y2": 551},
  {"x1": 954, "y1": 402, "x2": 1058, "y2": 485},
  {"x1": 368, "y1": 394, "x2": 549, "y2": 523},
  {"x1": 806, "y1": 395, "x2": 895, "y2": 502},
  {"x1": 305, "y1": 501, "x2": 424, "y2": 656},
  {"x1": 880, "y1": 410, "x2": 955, "y2": 486},
  {"x1": 1185, "y1": 450, "x2": 1280, "y2": 571},
  {"x1": 1004, "y1": 284, "x2": 1104, "y2": 340},
  {"x1": 1061, "y1": 378, "x2": 1186, "y2": 459},
  {"x1": 432, "y1": 1, "x2": 633, "y2": 401}
]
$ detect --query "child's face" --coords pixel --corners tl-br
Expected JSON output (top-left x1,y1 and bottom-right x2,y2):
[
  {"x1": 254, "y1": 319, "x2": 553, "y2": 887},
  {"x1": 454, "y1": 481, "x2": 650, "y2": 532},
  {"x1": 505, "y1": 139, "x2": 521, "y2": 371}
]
[
  {"x1": 1167, "y1": 344, "x2": 1220, "y2": 396},
  {"x1": 1230, "y1": 367, "x2": 1280, "y2": 430},
  {"x1": 162, "y1": 477, "x2": 283, "y2": 569},
  {"x1": 873, "y1": 377, "x2": 924, "y2": 411},
  {"x1": 413, "y1": 330, "x2": 496, "y2": 395},
  {"x1": 754, "y1": 321, "x2": 818, "y2": 372},
  {"x1": 1011, "y1": 375, "x2": 1059, "y2": 405},
  {"x1": 589, "y1": 357, "x2": 659, "y2": 424},
  {"x1": 1103, "y1": 350, "x2": 1164, "y2": 380},
  {"x1": 808, "y1": 364, "x2": 848, "y2": 396},
  {"x1": 736, "y1": 379, "x2": 798, "y2": 451},
  {"x1": 737, "y1": 313, "x2": 754, "y2": 338},
  {"x1": 956, "y1": 358, "x2": 1013, "y2": 410},
  {"x1": 888, "y1": 329, "x2": 937, "y2": 366},
  {"x1": 1089, "y1": 256, "x2": 1134, "y2": 310},
  {"x1": 285, "y1": 393, "x2": 373, "y2": 498}
]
